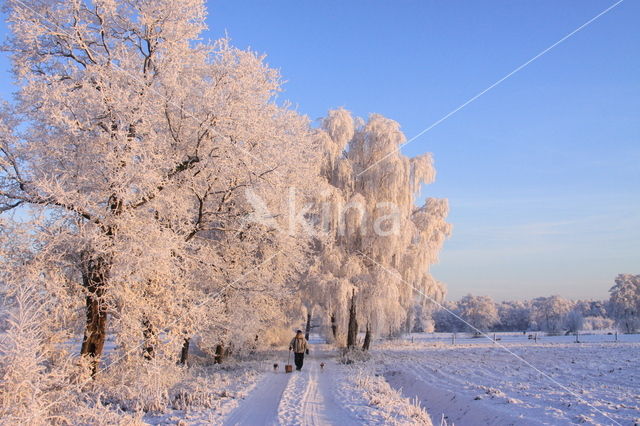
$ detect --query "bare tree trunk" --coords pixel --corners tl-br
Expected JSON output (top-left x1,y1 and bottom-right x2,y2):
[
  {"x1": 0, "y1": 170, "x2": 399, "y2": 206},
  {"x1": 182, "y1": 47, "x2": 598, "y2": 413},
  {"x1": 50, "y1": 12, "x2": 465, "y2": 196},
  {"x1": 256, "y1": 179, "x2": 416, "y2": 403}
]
[
  {"x1": 80, "y1": 256, "x2": 109, "y2": 376},
  {"x1": 405, "y1": 311, "x2": 413, "y2": 334},
  {"x1": 347, "y1": 290, "x2": 358, "y2": 349},
  {"x1": 362, "y1": 322, "x2": 371, "y2": 351},
  {"x1": 250, "y1": 334, "x2": 259, "y2": 354},
  {"x1": 331, "y1": 313, "x2": 337, "y2": 340},
  {"x1": 179, "y1": 338, "x2": 190, "y2": 365},
  {"x1": 305, "y1": 310, "x2": 312, "y2": 341},
  {"x1": 142, "y1": 317, "x2": 156, "y2": 360},
  {"x1": 80, "y1": 293, "x2": 107, "y2": 375}
]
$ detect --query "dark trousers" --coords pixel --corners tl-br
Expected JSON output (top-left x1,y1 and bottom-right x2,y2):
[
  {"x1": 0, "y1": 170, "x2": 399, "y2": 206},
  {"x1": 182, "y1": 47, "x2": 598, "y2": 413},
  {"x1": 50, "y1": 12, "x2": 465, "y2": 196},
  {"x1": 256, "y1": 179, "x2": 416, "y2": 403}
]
[{"x1": 294, "y1": 352, "x2": 304, "y2": 370}]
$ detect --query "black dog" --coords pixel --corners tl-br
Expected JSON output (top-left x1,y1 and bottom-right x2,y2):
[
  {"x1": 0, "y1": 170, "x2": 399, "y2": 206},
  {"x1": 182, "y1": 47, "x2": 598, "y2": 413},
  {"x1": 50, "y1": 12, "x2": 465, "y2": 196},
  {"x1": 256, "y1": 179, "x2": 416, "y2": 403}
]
[{"x1": 273, "y1": 363, "x2": 279, "y2": 371}]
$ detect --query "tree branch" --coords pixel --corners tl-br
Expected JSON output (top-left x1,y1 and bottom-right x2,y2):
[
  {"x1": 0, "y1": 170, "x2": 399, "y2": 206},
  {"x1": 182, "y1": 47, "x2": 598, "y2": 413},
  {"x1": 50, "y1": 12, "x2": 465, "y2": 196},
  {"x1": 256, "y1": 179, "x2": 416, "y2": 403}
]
[
  {"x1": 0, "y1": 187, "x2": 102, "y2": 228},
  {"x1": 129, "y1": 155, "x2": 201, "y2": 209}
]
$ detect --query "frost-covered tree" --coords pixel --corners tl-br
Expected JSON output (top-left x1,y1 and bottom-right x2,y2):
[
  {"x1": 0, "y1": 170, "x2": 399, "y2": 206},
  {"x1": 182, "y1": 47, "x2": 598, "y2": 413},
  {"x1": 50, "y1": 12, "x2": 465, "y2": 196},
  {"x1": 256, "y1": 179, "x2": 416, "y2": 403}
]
[
  {"x1": 565, "y1": 300, "x2": 612, "y2": 333},
  {"x1": 457, "y1": 294, "x2": 499, "y2": 332},
  {"x1": 496, "y1": 300, "x2": 531, "y2": 332},
  {"x1": 409, "y1": 298, "x2": 436, "y2": 333},
  {"x1": 585, "y1": 300, "x2": 608, "y2": 318},
  {"x1": 0, "y1": 0, "x2": 318, "y2": 376},
  {"x1": 311, "y1": 109, "x2": 450, "y2": 348},
  {"x1": 433, "y1": 301, "x2": 464, "y2": 332},
  {"x1": 530, "y1": 296, "x2": 573, "y2": 333},
  {"x1": 573, "y1": 300, "x2": 608, "y2": 318},
  {"x1": 608, "y1": 274, "x2": 640, "y2": 333},
  {"x1": 564, "y1": 309, "x2": 584, "y2": 333}
]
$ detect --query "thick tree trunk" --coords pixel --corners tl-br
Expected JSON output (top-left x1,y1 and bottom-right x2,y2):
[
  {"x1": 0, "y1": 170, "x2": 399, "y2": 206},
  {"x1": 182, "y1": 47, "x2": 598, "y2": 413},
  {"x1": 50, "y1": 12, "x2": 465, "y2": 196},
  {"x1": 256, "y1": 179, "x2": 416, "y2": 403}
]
[
  {"x1": 362, "y1": 323, "x2": 371, "y2": 351},
  {"x1": 347, "y1": 290, "x2": 358, "y2": 349},
  {"x1": 80, "y1": 293, "x2": 107, "y2": 375},
  {"x1": 305, "y1": 310, "x2": 312, "y2": 341},
  {"x1": 331, "y1": 313, "x2": 337, "y2": 340},
  {"x1": 179, "y1": 338, "x2": 190, "y2": 365},
  {"x1": 214, "y1": 343, "x2": 225, "y2": 364},
  {"x1": 80, "y1": 256, "x2": 109, "y2": 376}
]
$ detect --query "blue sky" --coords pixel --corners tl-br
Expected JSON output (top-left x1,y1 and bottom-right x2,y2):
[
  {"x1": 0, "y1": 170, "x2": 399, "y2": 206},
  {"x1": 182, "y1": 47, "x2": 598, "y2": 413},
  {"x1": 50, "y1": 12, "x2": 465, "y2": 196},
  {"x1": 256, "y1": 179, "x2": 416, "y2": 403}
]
[{"x1": 1, "y1": 1, "x2": 638, "y2": 301}]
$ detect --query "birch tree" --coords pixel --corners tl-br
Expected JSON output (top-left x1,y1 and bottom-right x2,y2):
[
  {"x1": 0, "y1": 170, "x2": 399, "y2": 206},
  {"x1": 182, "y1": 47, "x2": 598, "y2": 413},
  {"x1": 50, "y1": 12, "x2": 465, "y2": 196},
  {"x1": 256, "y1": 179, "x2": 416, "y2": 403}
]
[{"x1": 314, "y1": 109, "x2": 451, "y2": 348}]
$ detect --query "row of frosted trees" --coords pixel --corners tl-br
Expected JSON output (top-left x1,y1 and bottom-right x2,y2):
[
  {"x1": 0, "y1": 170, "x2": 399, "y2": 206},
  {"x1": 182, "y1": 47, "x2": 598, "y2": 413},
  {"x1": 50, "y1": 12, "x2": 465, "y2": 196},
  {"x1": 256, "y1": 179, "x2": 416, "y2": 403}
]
[
  {"x1": 433, "y1": 275, "x2": 640, "y2": 334},
  {"x1": 0, "y1": 0, "x2": 450, "y2": 396}
]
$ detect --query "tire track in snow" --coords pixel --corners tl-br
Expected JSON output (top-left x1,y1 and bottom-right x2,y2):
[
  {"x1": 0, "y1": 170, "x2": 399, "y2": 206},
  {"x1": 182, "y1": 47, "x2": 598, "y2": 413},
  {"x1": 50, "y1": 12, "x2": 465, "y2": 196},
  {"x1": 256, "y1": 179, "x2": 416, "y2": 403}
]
[
  {"x1": 300, "y1": 363, "x2": 323, "y2": 425},
  {"x1": 277, "y1": 349, "x2": 360, "y2": 426},
  {"x1": 223, "y1": 370, "x2": 292, "y2": 426},
  {"x1": 277, "y1": 365, "x2": 307, "y2": 425},
  {"x1": 223, "y1": 347, "x2": 360, "y2": 425},
  {"x1": 307, "y1": 357, "x2": 361, "y2": 426}
]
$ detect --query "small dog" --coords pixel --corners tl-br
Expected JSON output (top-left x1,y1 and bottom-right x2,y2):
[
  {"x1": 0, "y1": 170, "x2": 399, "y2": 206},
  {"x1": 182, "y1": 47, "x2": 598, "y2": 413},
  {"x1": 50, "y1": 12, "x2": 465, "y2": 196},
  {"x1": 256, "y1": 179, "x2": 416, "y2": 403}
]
[
  {"x1": 273, "y1": 363, "x2": 279, "y2": 371},
  {"x1": 320, "y1": 362, "x2": 325, "y2": 370}
]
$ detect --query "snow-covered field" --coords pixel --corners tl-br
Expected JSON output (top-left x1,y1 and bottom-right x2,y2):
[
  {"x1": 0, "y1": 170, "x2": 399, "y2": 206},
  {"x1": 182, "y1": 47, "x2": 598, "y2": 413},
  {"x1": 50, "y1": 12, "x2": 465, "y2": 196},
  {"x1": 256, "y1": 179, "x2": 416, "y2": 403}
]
[
  {"x1": 375, "y1": 332, "x2": 640, "y2": 425},
  {"x1": 141, "y1": 333, "x2": 639, "y2": 425}
]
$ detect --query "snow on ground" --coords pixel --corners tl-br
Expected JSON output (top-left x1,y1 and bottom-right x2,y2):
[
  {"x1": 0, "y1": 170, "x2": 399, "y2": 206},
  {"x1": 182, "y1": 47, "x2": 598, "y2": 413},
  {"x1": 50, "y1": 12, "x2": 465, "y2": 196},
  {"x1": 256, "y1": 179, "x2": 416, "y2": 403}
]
[
  {"x1": 339, "y1": 361, "x2": 432, "y2": 425},
  {"x1": 144, "y1": 338, "x2": 431, "y2": 425},
  {"x1": 222, "y1": 342, "x2": 431, "y2": 425},
  {"x1": 373, "y1": 332, "x2": 640, "y2": 425},
  {"x1": 144, "y1": 364, "x2": 263, "y2": 425},
  {"x1": 141, "y1": 332, "x2": 639, "y2": 425}
]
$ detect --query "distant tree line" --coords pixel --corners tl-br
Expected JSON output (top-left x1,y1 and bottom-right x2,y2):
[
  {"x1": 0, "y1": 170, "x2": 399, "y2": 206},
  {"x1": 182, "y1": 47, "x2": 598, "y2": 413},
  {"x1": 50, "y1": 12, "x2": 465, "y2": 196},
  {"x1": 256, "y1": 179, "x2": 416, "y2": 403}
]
[{"x1": 430, "y1": 274, "x2": 640, "y2": 334}]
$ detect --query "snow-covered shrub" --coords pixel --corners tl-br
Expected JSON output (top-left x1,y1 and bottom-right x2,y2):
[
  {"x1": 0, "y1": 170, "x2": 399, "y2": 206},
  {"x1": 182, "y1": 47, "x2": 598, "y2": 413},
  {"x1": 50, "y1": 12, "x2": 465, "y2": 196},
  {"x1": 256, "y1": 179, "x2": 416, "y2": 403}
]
[
  {"x1": 0, "y1": 281, "x2": 144, "y2": 425},
  {"x1": 0, "y1": 283, "x2": 65, "y2": 424},
  {"x1": 0, "y1": 292, "x2": 10, "y2": 332},
  {"x1": 339, "y1": 347, "x2": 371, "y2": 364},
  {"x1": 72, "y1": 402, "x2": 145, "y2": 426},
  {"x1": 348, "y1": 366, "x2": 432, "y2": 425},
  {"x1": 101, "y1": 359, "x2": 185, "y2": 414},
  {"x1": 422, "y1": 319, "x2": 435, "y2": 333},
  {"x1": 169, "y1": 375, "x2": 222, "y2": 411}
]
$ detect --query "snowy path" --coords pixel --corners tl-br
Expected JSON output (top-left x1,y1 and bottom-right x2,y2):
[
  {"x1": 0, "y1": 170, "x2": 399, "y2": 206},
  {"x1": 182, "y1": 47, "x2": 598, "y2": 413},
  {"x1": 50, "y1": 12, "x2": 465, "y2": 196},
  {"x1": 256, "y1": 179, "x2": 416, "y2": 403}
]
[
  {"x1": 222, "y1": 371, "x2": 290, "y2": 426},
  {"x1": 223, "y1": 348, "x2": 360, "y2": 426}
]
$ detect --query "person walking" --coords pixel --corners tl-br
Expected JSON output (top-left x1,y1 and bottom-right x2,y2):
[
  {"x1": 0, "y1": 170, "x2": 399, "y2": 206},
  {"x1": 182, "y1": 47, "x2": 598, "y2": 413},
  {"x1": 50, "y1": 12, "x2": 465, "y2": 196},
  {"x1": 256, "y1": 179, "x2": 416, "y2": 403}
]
[{"x1": 289, "y1": 330, "x2": 309, "y2": 371}]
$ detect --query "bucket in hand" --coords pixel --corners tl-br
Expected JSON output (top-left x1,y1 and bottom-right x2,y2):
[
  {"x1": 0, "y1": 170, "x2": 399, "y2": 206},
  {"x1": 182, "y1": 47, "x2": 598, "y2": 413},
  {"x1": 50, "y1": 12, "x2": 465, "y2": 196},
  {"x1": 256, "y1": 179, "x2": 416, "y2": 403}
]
[{"x1": 285, "y1": 349, "x2": 293, "y2": 373}]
